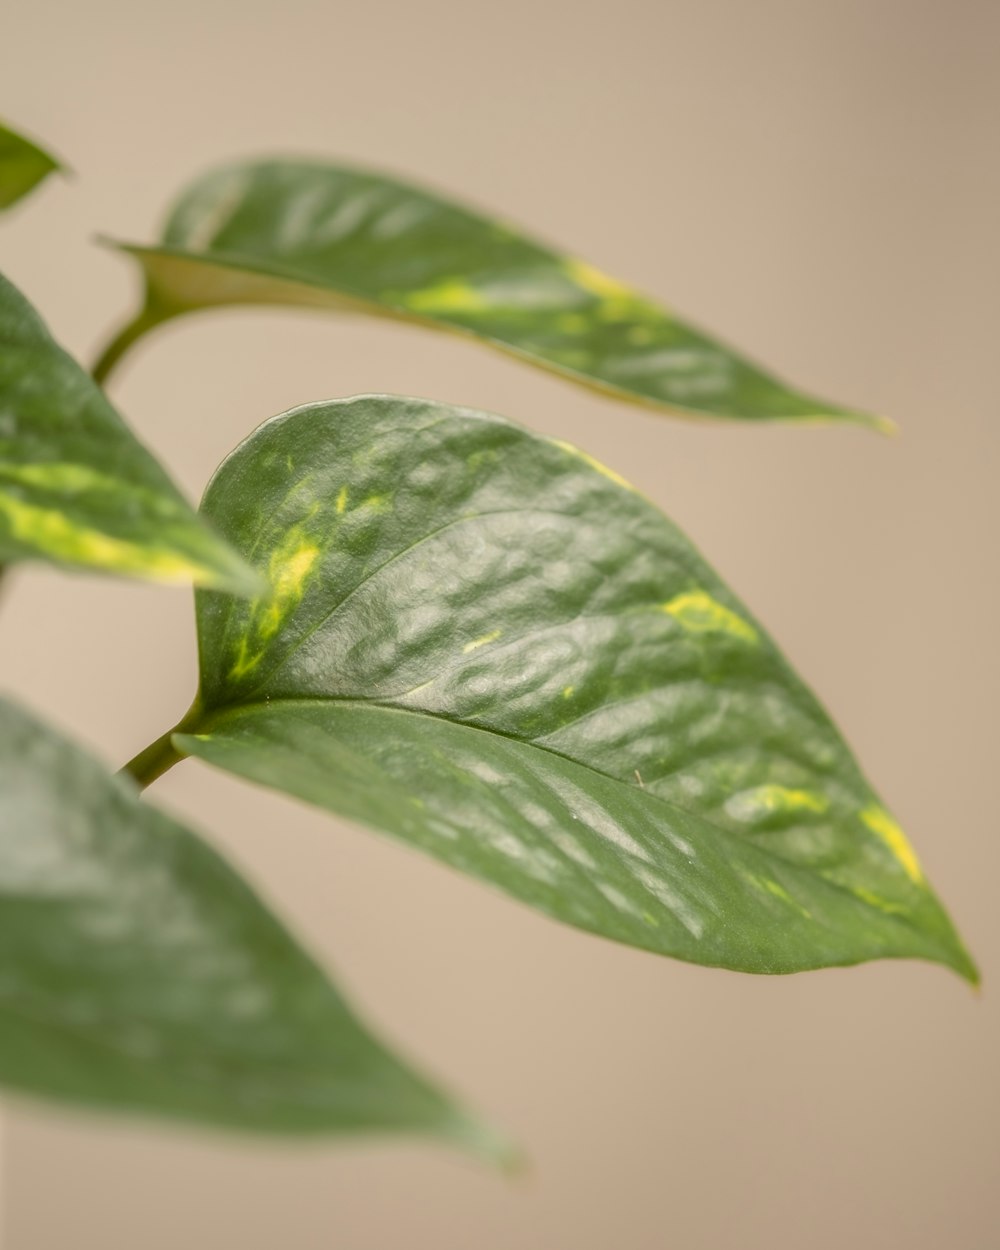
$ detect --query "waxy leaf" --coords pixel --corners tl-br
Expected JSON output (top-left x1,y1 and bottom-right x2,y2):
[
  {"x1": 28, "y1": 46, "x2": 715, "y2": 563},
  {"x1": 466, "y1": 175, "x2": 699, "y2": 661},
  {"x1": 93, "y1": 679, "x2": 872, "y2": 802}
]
[
  {"x1": 0, "y1": 273, "x2": 260, "y2": 593},
  {"x1": 0, "y1": 696, "x2": 500, "y2": 1154},
  {"x1": 0, "y1": 122, "x2": 60, "y2": 212},
  {"x1": 169, "y1": 396, "x2": 972, "y2": 980},
  {"x1": 98, "y1": 160, "x2": 883, "y2": 429}
]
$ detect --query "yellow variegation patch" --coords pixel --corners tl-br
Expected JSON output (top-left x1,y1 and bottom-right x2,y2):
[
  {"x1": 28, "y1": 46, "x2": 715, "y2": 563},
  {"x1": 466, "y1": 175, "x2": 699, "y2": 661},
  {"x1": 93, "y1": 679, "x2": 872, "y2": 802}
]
[
  {"x1": 861, "y1": 805, "x2": 923, "y2": 884},
  {"x1": 726, "y1": 784, "x2": 829, "y2": 822},
  {"x1": 661, "y1": 590, "x2": 758, "y2": 644},
  {"x1": 0, "y1": 493, "x2": 212, "y2": 583},
  {"x1": 401, "y1": 279, "x2": 489, "y2": 316},
  {"x1": 462, "y1": 629, "x2": 503, "y2": 654}
]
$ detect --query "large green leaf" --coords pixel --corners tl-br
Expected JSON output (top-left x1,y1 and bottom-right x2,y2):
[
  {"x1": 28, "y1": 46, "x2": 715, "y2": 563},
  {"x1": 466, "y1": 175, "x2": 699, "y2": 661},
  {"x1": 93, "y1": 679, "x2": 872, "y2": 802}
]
[
  {"x1": 160, "y1": 396, "x2": 970, "y2": 980},
  {"x1": 0, "y1": 696, "x2": 501, "y2": 1155},
  {"x1": 0, "y1": 122, "x2": 60, "y2": 212},
  {"x1": 97, "y1": 160, "x2": 885, "y2": 429},
  {"x1": 0, "y1": 273, "x2": 260, "y2": 593}
]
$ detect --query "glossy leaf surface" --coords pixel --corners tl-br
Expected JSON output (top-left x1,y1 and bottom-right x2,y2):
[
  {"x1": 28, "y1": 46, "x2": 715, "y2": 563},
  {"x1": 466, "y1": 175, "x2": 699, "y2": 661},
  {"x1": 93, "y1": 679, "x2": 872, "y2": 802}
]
[
  {"x1": 0, "y1": 696, "x2": 497, "y2": 1152},
  {"x1": 0, "y1": 123, "x2": 60, "y2": 212},
  {"x1": 101, "y1": 160, "x2": 882, "y2": 428},
  {"x1": 0, "y1": 273, "x2": 259, "y2": 593},
  {"x1": 174, "y1": 396, "x2": 972, "y2": 980}
]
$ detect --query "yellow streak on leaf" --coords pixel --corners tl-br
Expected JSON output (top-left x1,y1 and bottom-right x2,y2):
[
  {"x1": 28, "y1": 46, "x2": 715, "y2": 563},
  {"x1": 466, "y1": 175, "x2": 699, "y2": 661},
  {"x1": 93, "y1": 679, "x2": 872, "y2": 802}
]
[
  {"x1": 336, "y1": 485, "x2": 349, "y2": 514},
  {"x1": 228, "y1": 532, "x2": 320, "y2": 680},
  {"x1": 550, "y1": 439, "x2": 635, "y2": 491},
  {"x1": 563, "y1": 258, "x2": 634, "y2": 301},
  {"x1": 463, "y1": 629, "x2": 503, "y2": 654},
  {"x1": 0, "y1": 461, "x2": 133, "y2": 494},
  {"x1": 851, "y1": 886, "x2": 908, "y2": 916},
  {"x1": 730, "y1": 784, "x2": 829, "y2": 818},
  {"x1": 402, "y1": 278, "x2": 489, "y2": 315},
  {"x1": 0, "y1": 492, "x2": 206, "y2": 583},
  {"x1": 860, "y1": 804, "x2": 924, "y2": 884},
  {"x1": 745, "y1": 872, "x2": 812, "y2": 919},
  {"x1": 563, "y1": 258, "x2": 665, "y2": 323},
  {"x1": 661, "y1": 590, "x2": 758, "y2": 644}
]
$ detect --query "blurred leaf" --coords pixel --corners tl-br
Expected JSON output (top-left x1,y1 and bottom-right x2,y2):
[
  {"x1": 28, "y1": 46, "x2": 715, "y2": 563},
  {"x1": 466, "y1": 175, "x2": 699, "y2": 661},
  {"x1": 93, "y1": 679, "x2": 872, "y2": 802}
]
[
  {"x1": 0, "y1": 272, "x2": 260, "y2": 594},
  {"x1": 98, "y1": 159, "x2": 884, "y2": 429},
  {"x1": 170, "y1": 395, "x2": 971, "y2": 980},
  {"x1": 0, "y1": 696, "x2": 503, "y2": 1156},
  {"x1": 0, "y1": 122, "x2": 60, "y2": 212}
]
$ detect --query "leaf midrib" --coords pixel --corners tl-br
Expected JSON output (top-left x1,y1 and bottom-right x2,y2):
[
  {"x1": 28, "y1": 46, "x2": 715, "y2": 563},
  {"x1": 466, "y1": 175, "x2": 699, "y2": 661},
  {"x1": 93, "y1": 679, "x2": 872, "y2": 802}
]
[
  {"x1": 120, "y1": 244, "x2": 836, "y2": 426},
  {"x1": 186, "y1": 693, "x2": 936, "y2": 944}
]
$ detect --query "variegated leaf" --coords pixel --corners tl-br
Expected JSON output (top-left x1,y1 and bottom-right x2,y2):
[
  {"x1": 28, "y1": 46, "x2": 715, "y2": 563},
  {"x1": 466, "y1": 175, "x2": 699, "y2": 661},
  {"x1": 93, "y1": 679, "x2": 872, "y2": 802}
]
[
  {"x1": 155, "y1": 396, "x2": 970, "y2": 980},
  {"x1": 0, "y1": 273, "x2": 259, "y2": 593},
  {"x1": 97, "y1": 160, "x2": 885, "y2": 429}
]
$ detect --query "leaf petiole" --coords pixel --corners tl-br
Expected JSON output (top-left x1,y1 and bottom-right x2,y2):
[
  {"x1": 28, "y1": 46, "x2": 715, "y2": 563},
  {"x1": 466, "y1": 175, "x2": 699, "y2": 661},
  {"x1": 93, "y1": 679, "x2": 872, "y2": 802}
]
[{"x1": 122, "y1": 697, "x2": 203, "y2": 790}]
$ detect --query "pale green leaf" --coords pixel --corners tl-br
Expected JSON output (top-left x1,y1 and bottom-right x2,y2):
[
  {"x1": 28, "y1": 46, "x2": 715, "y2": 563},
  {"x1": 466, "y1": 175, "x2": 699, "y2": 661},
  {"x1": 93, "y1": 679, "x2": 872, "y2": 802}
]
[{"x1": 0, "y1": 696, "x2": 503, "y2": 1156}]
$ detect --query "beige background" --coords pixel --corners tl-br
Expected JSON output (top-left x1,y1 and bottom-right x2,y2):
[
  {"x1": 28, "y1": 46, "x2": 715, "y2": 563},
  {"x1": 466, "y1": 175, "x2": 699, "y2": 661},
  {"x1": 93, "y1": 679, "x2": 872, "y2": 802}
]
[{"x1": 2, "y1": 0, "x2": 998, "y2": 1246}]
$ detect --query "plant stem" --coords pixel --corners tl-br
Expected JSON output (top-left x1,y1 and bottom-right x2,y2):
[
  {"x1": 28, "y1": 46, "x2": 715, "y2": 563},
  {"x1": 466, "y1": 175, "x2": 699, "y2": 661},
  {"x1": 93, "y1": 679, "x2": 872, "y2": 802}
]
[
  {"x1": 122, "y1": 699, "x2": 204, "y2": 791},
  {"x1": 123, "y1": 729, "x2": 184, "y2": 790},
  {"x1": 91, "y1": 310, "x2": 161, "y2": 386}
]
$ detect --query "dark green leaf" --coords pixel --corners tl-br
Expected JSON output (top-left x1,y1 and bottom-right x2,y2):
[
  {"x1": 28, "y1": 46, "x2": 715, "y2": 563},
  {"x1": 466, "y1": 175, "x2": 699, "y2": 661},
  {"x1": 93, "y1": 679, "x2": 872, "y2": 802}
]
[
  {"x1": 0, "y1": 122, "x2": 60, "y2": 212},
  {"x1": 0, "y1": 696, "x2": 502, "y2": 1155},
  {"x1": 0, "y1": 273, "x2": 260, "y2": 593},
  {"x1": 98, "y1": 160, "x2": 885, "y2": 429},
  {"x1": 171, "y1": 396, "x2": 973, "y2": 980}
]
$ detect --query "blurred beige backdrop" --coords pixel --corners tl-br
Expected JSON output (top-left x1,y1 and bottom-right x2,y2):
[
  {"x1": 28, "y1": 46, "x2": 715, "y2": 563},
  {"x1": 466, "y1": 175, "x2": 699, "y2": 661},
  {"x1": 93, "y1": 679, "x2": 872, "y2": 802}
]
[{"x1": 1, "y1": 0, "x2": 998, "y2": 1246}]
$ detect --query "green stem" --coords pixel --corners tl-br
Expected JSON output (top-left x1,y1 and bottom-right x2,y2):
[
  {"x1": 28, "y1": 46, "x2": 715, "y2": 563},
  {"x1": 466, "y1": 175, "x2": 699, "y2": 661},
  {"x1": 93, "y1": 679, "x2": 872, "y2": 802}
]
[
  {"x1": 122, "y1": 698, "x2": 204, "y2": 791},
  {"x1": 91, "y1": 309, "x2": 162, "y2": 387}
]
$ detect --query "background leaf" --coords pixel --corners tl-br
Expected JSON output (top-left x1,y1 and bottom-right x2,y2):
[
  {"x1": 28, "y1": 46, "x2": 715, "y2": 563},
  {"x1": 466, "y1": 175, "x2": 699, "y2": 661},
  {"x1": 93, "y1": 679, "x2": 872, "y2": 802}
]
[
  {"x1": 0, "y1": 695, "x2": 501, "y2": 1156},
  {"x1": 170, "y1": 396, "x2": 972, "y2": 980},
  {"x1": 0, "y1": 122, "x2": 60, "y2": 212},
  {"x1": 98, "y1": 160, "x2": 884, "y2": 428},
  {"x1": 0, "y1": 273, "x2": 260, "y2": 593}
]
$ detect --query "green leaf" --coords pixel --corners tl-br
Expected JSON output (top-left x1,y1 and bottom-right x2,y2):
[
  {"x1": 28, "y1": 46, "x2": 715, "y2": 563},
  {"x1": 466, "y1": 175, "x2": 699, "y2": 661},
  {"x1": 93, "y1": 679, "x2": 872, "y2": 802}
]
[
  {"x1": 0, "y1": 696, "x2": 503, "y2": 1156},
  {"x1": 168, "y1": 396, "x2": 972, "y2": 981},
  {"x1": 0, "y1": 122, "x2": 60, "y2": 212},
  {"x1": 0, "y1": 272, "x2": 261, "y2": 594},
  {"x1": 97, "y1": 160, "x2": 886, "y2": 429}
]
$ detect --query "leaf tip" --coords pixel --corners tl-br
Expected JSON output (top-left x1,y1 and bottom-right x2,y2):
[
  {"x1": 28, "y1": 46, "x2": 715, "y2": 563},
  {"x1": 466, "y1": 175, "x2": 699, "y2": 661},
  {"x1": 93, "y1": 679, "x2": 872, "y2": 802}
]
[
  {"x1": 869, "y1": 413, "x2": 900, "y2": 438},
  {"x1": 440, "y1": 1107, "x2": 524, "y2": 1173},
  {"x1": 202, "y1": 555, "x2": 269, "y2": 601}
]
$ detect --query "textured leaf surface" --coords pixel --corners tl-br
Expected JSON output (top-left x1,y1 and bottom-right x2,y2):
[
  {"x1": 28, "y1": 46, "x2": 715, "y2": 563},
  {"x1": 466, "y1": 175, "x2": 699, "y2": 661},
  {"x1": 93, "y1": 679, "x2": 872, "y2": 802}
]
[
  {"x1": 0, "y1": 273, "x2": 259, "y2": 593},
  {"x1": 173, "y1": 396, "x2": 972, "y2": 980},
  {"x1": 100, "y1": 160, "x2": 882, "y2": 428},
  {"x1": 0, "y1": 696, "x2": 498, "y2": 1152},
  {"x1": 0, "y1": 123, "x2": 59, "y2": 212}
]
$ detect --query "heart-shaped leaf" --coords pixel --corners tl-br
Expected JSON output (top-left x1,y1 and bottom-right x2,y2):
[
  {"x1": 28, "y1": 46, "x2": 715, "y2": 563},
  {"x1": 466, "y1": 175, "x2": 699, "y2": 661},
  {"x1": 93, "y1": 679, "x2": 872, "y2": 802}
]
[
  {"x1": 163, "y1": 396, "x2": 972, "y2": 980},
  {"x1": 0, "y1": 273, "x2": 260, "y2": 593},
  {"x1": 0, "y1": 122, "x2": 60, "y2": 212},
  {"x1": 0, "y1": 695, "x2": 502, "y2": 1155},
  {"x1": 97, "y1": 160, "x2": 885, "y2": 430}
]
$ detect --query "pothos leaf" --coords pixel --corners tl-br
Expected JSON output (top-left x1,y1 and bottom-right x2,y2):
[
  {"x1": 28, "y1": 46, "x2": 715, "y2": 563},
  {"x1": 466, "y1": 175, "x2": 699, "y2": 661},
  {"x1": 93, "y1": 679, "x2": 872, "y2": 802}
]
[
  {"x1": 0, "y1": 272, "x2": 260, "y2": 594},
  {"x1": 97, "y1": 160, "x2": 886, "y2": 429},
  {"x1": 0, "y1": 696, "x2": 504, "y2": 1157},
  {"x1": 0, "y1": 122, "x2": 60, "y2": 212},
  {"x1": 163, "y1": 395, "x2": 971, "y2": 980}
]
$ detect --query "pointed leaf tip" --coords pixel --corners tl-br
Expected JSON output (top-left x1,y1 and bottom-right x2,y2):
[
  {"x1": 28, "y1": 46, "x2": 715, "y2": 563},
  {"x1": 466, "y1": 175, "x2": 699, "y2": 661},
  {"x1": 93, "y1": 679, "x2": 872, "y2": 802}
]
[{"x1": 0, "y1": 121, "x2": 61, "y2": 212}]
